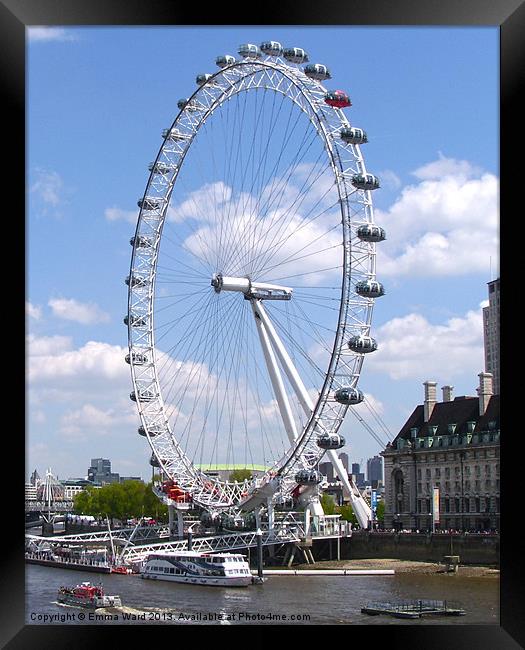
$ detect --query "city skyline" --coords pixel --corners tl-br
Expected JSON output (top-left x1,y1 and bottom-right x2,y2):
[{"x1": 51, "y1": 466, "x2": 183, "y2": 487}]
[{"x1": 27, "y1": 26, "x2": 499, "y2": 481}]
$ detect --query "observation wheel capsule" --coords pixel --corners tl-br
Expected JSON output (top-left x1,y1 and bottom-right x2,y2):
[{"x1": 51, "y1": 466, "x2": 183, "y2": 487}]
[
  {"x1": 124, "y1": 314, "x2": 147, "y2": 327},
  {"x1": 138, "y1": 425, "x2": 161, "y2": 437},
  {"x1": 283, "y1": 47, "x2": 309, "y2": 64},
  {"x1": 238, "y1": 43, "x2": 262, "y2": 59},
  {"x1": 304, "y1": 63, "x2": 331, "y2": 81},
  {"x1": 351, "y1": 173, "x2": 380, "y2": 190},
  {"x1": 324, "y1": 90, "x2": 351, "y2": 108},
  {"x1": 356, "y1": 224, "x2": 386, "y2": 242},
  {"x1": 130, "y1": 235, "x2": 153, "y2": 248},
  {"x1": 130, "y1": 388, "x2": 157, "y2": 403},
  {"x1": 196, "y1": 73, "x2": 214, "y2": 86},
  {"x1": 125, "y1": 274, "x2": 149, "y2": 288},
  {"x1": 340, "y1": 127, "x2": 368, "y2": 144},
  {"x1": 149, "y1": 161, "x2": 177, "y2": 175},
  {"x1": 260, "y1": 41, "x2": 283, "y2": 57},
  {"x1": 137, "y1": 197, "x2": 161, "y2": 211},
  {"x1": 347, "y1": 335, "x2": 378, "y2": 353},
  {"x1": 215, "y1": 54, "x2": 236, "y2": 68},
  {"x1": 316, "y1": 433, "x2": 346, "y2": 450},
  {"x1": 295, "y1": 469, "x2": 323, "y2": 485},
  {"x1": 125, "y1": 352, "x2": 148, "y2": 365},
  {"x1": 355, "y1": 279, "x2": 385, "y2": 298},
  {"x1": 334, "y1": 387, "x2": 364, "y2": 405}
]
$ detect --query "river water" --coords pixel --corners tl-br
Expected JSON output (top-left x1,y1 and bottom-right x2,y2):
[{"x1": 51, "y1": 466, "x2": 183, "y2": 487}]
[{"x1": 25, "y1": 563, "x2": 499, "y2": 626}]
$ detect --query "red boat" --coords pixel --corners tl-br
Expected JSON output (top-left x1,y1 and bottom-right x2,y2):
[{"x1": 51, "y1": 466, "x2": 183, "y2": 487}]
[
  {"x1": 324, "y1": 90, "x2": 352, "y2": 108},
  {"x1": 111, "y1": 565, "x2": 133, "y2": 574},
  {"x1": 57, "y1": 582, "x2": 122, "y2": 608}
]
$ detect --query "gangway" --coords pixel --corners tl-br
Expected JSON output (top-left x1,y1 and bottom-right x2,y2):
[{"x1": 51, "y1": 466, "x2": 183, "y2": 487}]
[
  {"x1": 121, "y1": 529, "x2": 299, "y2": 564},
  {"x1": 25, "y1": 523, "x2": 170, "y2": 546}
]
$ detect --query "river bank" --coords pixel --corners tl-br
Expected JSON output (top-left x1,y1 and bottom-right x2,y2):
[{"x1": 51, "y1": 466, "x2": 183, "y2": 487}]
[{"x1": 286, "y1": 558, "x2": 499, "y2": 578}]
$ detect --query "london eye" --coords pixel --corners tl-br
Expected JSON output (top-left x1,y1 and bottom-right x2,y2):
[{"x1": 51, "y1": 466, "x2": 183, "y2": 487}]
[{"x1": 126, "y1": 41, "x2": 385, "y2": 528}]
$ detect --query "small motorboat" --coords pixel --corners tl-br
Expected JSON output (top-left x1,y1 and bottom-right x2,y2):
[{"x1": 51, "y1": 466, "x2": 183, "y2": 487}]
[
  {"x1": 111, "y1": 565, "x2": 133, "y2": 574},
  {"x1": 57, "y1": 582, "x2": 122, "y2": 608}
]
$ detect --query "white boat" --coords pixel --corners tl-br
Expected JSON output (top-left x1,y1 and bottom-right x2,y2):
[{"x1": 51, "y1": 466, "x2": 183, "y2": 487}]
[{"x1": 140, "y1": 550, "x2": 254, "y2": 587}]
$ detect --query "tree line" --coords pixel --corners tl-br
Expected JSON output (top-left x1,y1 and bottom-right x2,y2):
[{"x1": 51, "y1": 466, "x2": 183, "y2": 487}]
[
  {"x1": 73, "y1": 479, "x2": 168, "y2": 524},
  {"x1": 320, "y1": 493, "x2": 385, "y2": 525}
]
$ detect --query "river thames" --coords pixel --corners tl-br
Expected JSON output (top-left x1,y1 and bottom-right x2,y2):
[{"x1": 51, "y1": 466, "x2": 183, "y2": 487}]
[{"x1": 25, "y1": 562, "x2": 499, "y2": 626}]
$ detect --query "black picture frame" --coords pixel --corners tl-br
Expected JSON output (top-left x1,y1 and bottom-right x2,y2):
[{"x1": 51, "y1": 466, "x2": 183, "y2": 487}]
[{"x1": 6, "y1": 0, "x2": 521, "y2": 646}]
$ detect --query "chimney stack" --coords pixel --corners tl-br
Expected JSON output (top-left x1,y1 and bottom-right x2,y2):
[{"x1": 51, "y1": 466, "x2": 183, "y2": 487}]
[
  {"x1": 442, "y1": 385, "x2": 454, "y2": 402},
  {"x1": 477, "y1": 372, "x2": 493, "y2": 415},
  {"x1": 423, "y1": 380, "x2": 437, "y2": 422}
]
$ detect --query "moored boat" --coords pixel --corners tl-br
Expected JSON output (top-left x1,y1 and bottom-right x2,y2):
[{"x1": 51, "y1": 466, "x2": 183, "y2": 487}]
[
  {"x1": 57, "y1": 582, "x2": 122, "y2": 608},
  {"x1": 141, "y1": 550, "x2": 253, "y2": 587}
]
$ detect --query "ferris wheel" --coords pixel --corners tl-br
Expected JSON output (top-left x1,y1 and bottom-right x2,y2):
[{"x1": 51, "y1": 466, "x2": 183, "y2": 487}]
[{"x1": 126, "y1": 41, "x2": 386, "y2": 527}]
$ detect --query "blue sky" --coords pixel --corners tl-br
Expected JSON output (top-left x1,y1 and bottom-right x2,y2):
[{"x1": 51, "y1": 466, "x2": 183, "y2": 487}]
[{"x1": 27, "y1": 26, "x2": 499, "y2": 482}]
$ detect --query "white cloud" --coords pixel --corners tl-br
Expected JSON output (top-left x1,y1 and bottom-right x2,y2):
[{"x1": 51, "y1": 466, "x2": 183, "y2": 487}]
[
  {"x1": 27, "y1": 333, "x2": 73, "y2": 357},
  {"x1": 411, "y1": 152, "x2": 482, "y2": 181},
  {"x1": 48, "y1": 297, "x2": 110, "y2": 324},
  {"x1": 28, "y1": 27, "x2": 77, "y2": 43},
  {"x1": 59, "y1": 403, "x2": 137, "y2": 439},
  {"x1": 105, "y1": 206, "x2": 138, "y2": 224},
  {"x1": 31, "y1": 169, "x2": 63, "y2": 206},
  {"x1": 366, "y1": 308, "x2": 484, "y2": 381},
  {"x1": 375, "y1": 155, "x2": 498, "y2": 277},
  {"x1": 28, "y1": 339, "x2": 127, "y2": 384},
  {"x1": 26, "y1": 301, "x2": 42, "y2": 320},
  {"x1": 377, "y1": 169, "x2": 402, "y2": 190}
]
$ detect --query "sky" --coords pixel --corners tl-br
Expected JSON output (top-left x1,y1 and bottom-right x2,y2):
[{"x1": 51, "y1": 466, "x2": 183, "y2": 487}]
[{"x1": 26, "y1": 26, "x2": 499, "y2": 483}]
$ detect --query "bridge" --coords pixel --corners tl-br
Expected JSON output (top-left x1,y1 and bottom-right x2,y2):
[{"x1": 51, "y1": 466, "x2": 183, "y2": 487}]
[
  {"x1": 25, "y1": 512, "x2": 351, "y2": 565},
  {"x1": 25, "y1": 501, "x2": 74, "y2": 513}
]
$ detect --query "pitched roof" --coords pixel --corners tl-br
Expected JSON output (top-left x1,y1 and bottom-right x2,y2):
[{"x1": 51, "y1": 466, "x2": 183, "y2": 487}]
[{"x1": 395, "y1": 395, "x2": 500, "y2": 441}]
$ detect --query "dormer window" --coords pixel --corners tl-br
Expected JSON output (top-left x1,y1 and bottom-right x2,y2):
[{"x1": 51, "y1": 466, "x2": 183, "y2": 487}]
[{"x1": 448, "y1": 423, "x2": 456, "y2": 435}]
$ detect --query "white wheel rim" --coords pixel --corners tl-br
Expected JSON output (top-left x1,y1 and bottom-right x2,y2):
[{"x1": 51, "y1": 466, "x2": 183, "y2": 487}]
[{"x1": 127, "y1": 53, "x2": 380, "y2": 510}]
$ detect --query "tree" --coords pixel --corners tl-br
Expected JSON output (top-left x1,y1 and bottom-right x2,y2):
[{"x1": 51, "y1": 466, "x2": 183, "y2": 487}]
[
  {"x1": 72, "y1": 480, "x2": 168, "y2": 523},
  {"x1": 375, "y1": 500, "x2": 385, "y2": 523},
  {"x1": 320, "y1": 493, "x2": 337, "y2": 515},
  {"x1": 338, "y1": 503, "x2": 358, "y2": 525},
  {"x1": 229, "y1": 469, "x2": 253, "y2": 483}
]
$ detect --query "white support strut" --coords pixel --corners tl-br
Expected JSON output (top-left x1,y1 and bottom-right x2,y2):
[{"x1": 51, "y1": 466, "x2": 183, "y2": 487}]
[
  {"x1": 250, "y1": 300, "x2": 298, "y2": 444},
  {"x1": 253, "y1": 299, "x2": 372, "y2": 529}
]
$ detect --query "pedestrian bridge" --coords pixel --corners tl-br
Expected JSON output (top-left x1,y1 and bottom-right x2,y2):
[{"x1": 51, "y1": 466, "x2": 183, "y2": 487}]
[{"x1": 25, "y1": 512, "x2": 351, "y2": 562}]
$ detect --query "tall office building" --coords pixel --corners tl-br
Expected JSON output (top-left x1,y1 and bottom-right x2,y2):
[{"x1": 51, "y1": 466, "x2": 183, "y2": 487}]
[
  {"x1": 338, "y1": 453, "x2": 349, "y2": 473},
  {"x1": 483, "y1": 278, "x2": 500, "y2": 394},
  {"x1": 367, "y1": 455, "x2": 383, "y2": 483},
  {"x1": 319, "y1": 461, "x2": 334, "y2": 482},
  {"x1": 88, "y1": 458, "x2": 120, "y2": 485}
]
